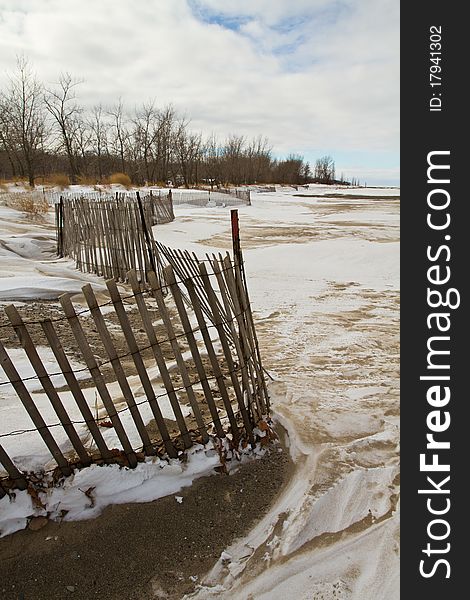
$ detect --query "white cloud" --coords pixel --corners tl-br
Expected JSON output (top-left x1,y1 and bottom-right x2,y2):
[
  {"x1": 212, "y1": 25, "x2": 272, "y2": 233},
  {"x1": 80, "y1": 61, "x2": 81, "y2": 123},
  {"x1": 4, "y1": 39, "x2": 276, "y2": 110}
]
[{"x1": 0, "y1": 0, "x2": 399, "y2": 181}]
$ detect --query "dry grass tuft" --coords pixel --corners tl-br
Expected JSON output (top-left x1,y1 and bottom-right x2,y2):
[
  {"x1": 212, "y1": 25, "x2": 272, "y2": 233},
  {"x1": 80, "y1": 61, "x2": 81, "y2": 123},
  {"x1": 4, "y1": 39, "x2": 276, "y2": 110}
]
[
  {"x1": 108, "y1": 172, "x2": 132, "y2": 188},
  {"x1": 49, "y1": 173, "x2": 70, "y2": 189}
]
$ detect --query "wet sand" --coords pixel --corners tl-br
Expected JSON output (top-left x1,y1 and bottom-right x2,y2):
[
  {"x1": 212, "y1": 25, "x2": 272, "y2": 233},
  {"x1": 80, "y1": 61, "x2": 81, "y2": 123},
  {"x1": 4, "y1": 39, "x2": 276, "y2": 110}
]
[{"x1": 0, "y1": 436, "x2": 292, "y2": 600}]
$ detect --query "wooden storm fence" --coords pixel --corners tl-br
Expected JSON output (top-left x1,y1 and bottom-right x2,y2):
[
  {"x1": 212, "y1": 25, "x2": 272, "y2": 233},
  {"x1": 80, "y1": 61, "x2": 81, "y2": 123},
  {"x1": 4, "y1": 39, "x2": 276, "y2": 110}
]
[
  {"x1": 0, "y1": 245, "x2": 268, "y2": 491},
  {"x1": 55, "y1": 192, "x2": 174, "y2": 285},
  {"x1": 154, "y1": 214, "x2": 269, "y2": 414},
  {"x1": 170, "y1": 190, "x2": 251, "y2": 207}
]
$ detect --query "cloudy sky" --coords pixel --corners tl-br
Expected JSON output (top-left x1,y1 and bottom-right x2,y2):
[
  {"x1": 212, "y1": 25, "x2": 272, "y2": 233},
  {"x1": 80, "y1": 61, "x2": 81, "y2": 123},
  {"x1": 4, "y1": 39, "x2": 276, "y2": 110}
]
[{"x1": 0, "y1": 0, "x2": 399, "y2": 185}]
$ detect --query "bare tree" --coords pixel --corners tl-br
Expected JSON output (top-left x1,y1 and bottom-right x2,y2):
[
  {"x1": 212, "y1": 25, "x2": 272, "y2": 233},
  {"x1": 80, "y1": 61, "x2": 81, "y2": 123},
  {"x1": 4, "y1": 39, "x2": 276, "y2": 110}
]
[
  {"x1": 154, "y1": 105, "x2": 175, "y2": 183},
  {"x1": 314, "y1": 155, "x2": 335, "y2": 183},
  {"x1": 171, "y1": 118, "x2": 202, "y2": 187},
  {"x1": 223, "y1": 134, "x2": 246, "y2": 185},
  {"x1": 201, "y1": 134, "x2": 223, "y2": 188},
  {"x1": 0, "y1": 99, "x2": 21, "y2": 178},
  {"x1": 44, "y1": 73, "x2": 83, "y2": 183},
  {"x1": 108, "y1": 98, "x2": 128, "y2": 174},
  {"x1": 89, "y1": 104, "x2": 109, "y2": 180},
  {"x1": 131, "y1": 100, "x2": 160, "y2": 183},
  {"x1": 0, "y1": 56, "x2": 47, "y2": 187},
  {"x1": 246, "y1": 135, "x2": 272, "y2": 183},
  {"x1": 0, "y1": 60, "x2": 334, "y2": 186}
]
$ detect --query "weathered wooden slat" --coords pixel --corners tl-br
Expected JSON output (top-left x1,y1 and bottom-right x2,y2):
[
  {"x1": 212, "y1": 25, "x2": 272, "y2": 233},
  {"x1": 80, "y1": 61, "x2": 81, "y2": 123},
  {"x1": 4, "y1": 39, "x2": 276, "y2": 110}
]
[
  {"x1": 40, "y1": 319, "x2": 113, "y2": 462},
  {"x1": 220, "y1": 255, "x2": 265, "y2": 418},
  {"x1": 147, "y1": 271, "x2": 209, "y2": 444},
  {"x1": 163, "y1": 265, "x2": 224, "y2": 438},
  {"x1": 231, "y1": 254, "x2": 270, "y2": 412},
  {"x1": 174, "y1": 249, "x2": 219, "y2": 331},
  {"x1": 217, "y1": 253, "x2": 257, "y2": 390},
  {"x1": 198, "y1": 263, "x2": 253, "y2": 443},
  {"x1": 100, "y1": 202, "x2": 113, "y2": 280},
  {"x1": 182, "y1": 274, "x2": 239, "y2": 437},
  {"x1": 59, "y1": 293, "x2": 138, "y2": 468},
  {"x1": 127, "y1": 270, "x2": 192, "y2": 449},
  {"x1": 192, "y1": 251, "x2": 233, "y2": 340},
  {"x1": 131, "y1": 204, "x2": 146, "y2": 283},
  {"x1": 0, "y1": 443, "x2": 28, "y2": 490},
  {"x1": 209, "y1": 257, "x2": 259, "y2": 420},
  {"x1": 105, "y1": 278, "x2": 178, "y2": 458},
  {"x1": 0, "y1": 339, "x2": 72, "y2": 476},
  {"x1": 81, "y1": 284, "x2": 154, "y2": 455},
  {"x1": 4, "y1": 305, "x2": 91, "y2": 466}
]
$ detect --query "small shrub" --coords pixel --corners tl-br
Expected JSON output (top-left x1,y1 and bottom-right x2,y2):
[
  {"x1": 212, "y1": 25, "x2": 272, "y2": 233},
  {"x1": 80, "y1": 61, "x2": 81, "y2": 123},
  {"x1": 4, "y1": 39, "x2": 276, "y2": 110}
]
[
  {"x1": 49, "y1": 173, "x2": 70, "y2": 189},
  {"x1": 109, "y1": 172, "x2": 132, "y2": 188}
]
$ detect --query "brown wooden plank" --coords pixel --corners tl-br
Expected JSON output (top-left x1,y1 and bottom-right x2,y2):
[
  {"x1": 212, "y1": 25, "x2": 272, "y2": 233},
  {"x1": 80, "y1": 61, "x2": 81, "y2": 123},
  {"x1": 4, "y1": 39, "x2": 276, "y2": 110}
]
[
  {"x1": 0, "y1": 339, "x2": 72, "y2": 476},
  {"x1": 181, "y1": 272, "x2": 239, "y2": 437},
  {"x1": 59, "y1": 293, "x2": 138, "y2": 468},
  {"x1": 40, "y1": 319, "x2": 113, "y2": 462},
  {"x1": 176, "y1": 250, "x2": 218, "y2": 329},
  {"x1": 4, "y1": 305, "x2": 91, "y2": 466},
  {"x1": 115, "y1": 204, "x2": 128, "y2": 281},
  {"x1": 209, "y1": 256, "x2": 260, "y2": 420},
  {"x1": 127, "y1": 270, "x2": 192, "y2": 448},
  {"x1": 99, "y1": 202, "x2": 111, "y2": 279},
  {"x1": 198, "y1": 263, "x2": 253, "y2": 442},
  {"x1": 81, "y1": 284, "x2": 154, "y2": 455},
  {"x1": 0, "y1": 443, "x2": 28, "y2": 490},
  {"x1": 196, "y1": 251, "x2": 233, "y2": 341},
  {"x1": 228, "y1": 253, "x2": 269, "y2": 412},
  {"x1": 105, "y1": 278, "x2": 178, "y2": 458},
  {"x1": 163, "y1": 265, "x2": 224, "y2": 438},
  {"x1": 220, "y1": 255, "x2": 265, "y2": 418},
  {"x1": 147, "y1": 271, "x2": 209, "y2": 444},
  {"x1": 131, "y1": 204, "x2": 146, "y2": 284},
  {"x1": 86, "y1": 202, "x2": 99, "y2": 276}
]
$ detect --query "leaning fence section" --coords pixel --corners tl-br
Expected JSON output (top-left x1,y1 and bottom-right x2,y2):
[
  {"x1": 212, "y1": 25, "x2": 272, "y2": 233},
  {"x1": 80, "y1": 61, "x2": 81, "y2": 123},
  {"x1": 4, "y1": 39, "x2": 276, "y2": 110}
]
[{"x1": 0, "y1": 249, "x2": 269, "y2": 493}]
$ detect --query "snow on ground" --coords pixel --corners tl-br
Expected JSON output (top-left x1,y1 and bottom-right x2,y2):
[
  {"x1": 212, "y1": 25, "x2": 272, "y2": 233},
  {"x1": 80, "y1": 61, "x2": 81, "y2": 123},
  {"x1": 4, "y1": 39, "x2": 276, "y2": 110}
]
[
  {"x1": 154, "y1": 187, "x2": 400, "y2": 599},
  {"x1": 0, "y1": 203, "x2": 109, "y2": 301},
  {"x1": 0, "y1": 185, "x2": 399, "y2": 598},
  {"x1": 0, "y1": 442, "x2": 259, "y2": 539}
]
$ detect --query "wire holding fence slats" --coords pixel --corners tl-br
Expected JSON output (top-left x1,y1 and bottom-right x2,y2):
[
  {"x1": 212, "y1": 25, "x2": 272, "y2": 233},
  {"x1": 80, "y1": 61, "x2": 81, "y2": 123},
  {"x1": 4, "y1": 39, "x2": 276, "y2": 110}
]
[{"x1": 0, "y1": 244, "x2": 269, "y2": 490}]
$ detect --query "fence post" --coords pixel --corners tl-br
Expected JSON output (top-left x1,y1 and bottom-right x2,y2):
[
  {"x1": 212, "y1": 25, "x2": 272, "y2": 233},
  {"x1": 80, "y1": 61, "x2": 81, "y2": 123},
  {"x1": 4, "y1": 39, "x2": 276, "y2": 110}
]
[
  {"x1": 231, "y1": 209, "x2": 242, "y2": 267},
  {"x1": 57, "y1": 195, "x2": 64, "y2": 257}
]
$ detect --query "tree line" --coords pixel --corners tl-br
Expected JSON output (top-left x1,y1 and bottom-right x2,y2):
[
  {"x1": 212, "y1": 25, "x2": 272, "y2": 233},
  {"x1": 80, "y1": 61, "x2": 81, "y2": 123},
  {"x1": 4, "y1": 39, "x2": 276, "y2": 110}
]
[{"x1": 0, "y1": 57, "x2": 340, "y2": 188}]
